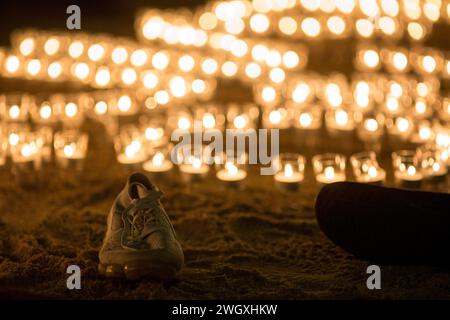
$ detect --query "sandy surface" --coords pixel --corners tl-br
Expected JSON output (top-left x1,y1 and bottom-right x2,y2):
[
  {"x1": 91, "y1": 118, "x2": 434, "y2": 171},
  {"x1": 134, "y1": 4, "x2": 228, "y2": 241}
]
[{"x1": 0, "y1": 96, "x2": 449, "y2": 299}]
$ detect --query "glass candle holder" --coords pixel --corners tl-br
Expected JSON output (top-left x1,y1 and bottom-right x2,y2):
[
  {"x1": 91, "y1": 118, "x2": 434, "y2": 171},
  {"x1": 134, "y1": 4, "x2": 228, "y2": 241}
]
[
  {"x1": 0, "y1": 94, "x2": 32, "y2": 122},
  {"x1": 418, "y1": 146, "x2": 448, "y2": 181},
  {"x1": 386, "y1": 115, "x2": 414, "y2": 140},
  {"x1": 215, "y1": 152, "x2": 247, "y2": 188},
  {"x1": 30, "y1": 99, "x2": 58, "y2": 125},
  {"x1": 168, "y1": 109, "x2": 193, "y2": 133},
  {"x1": 351, "y1": 80, "x2": 375, "y2": 113},
  {"x1": 140, "y1": 115, "x2": 167, "y2": 147},
  {"x1": 313, "y1": 153, "x2": 346, "y2": 185},
  {"x1": 392, "y1": 150, "x2": 423, "y2": 188},
  {"x1": 254, "y1": 84, "x2": 281, "y2": 108},
  {"x1": 355, "y1": 112, "x2": 385, "y2": 142},
  {"x1": 6, "y1": 123, "x2": 30, "y2": 152},
  {"x1": 382, "y1": 48, "x2": 410, "y2": 74},
  {"x1": 176, "y1": 145, "x2": 210, "y2": 182},
  {"x1": 273, "y1": 153, "x2": 305, "y2": 191},
  {"x1": 114, "y1": 126, "x2": 146, "y2": 171},
  {"x1": 54, "y1": 130, "x2": 89, "y2": 171},
  {"x1": 409, "y1": 120, "x2": 435, "y2": 144},
  {"x1": 51, "y1": 94, "x2": 87, "y2": 128},
  {"x1": 226, "y1": 103, "x2": 260, "y2": 131},
  {"x1": 355, "y1": 46, "x2": 381, "y2": 71},
  {"x1": 350, "y1": 151, "x2": 386, "y2": 184},
  {"x1": 325, "y1": 108, "x2": 356, "y2": 132},
  {"x1": 194, "y1": 104, "x2": 226, "y2": 131},
  {"x1": 412, "y1": 97, "x2": 433, "y2": 119},
  {"x1": 35, "y1": 126, "x2": 54, "y2": 163},
  {"x1": 108, "y1": 93, "x2": 139, "y2": 116},
  {"x1": 10, "y1": 135, "x2": 41, "y2": 185},
  {"x1": 262, "y1": 106, "x2": 291, "y2": 129},
  {"x1": 288, "y1": 79, "x2": 315, "y2": 107},
  {"x1": 143, "y1": 144, "x2": 173, "y2": 175},
  {"x1": 292, "y1": 105, "x2": 322, "y2": 130}
]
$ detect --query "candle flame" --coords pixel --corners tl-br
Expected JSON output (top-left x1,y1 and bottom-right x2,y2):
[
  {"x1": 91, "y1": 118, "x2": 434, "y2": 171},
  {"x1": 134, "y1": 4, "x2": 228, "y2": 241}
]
[
  {"x1": 284, "y1": 163, "x2": 294, "y2": 178},
  {"x1": 152, "y1": 152, "x2": 164, "y2": 166},
  {"x1": 192, "y1": 157, "x2": 202, "y2": 169},
  {"x1": 64, "y1": 144, "x2": 75, "y2": 157},
  {"x1": 324, "y1": 166, "x2": 335, "y2": 180},
  {"x1": 227, "y1": 162, "x2": 238, "y2": 176},
  {"x1": 407, "y1": 165, "x2": 416, "y2": 176},
  {"x1": 368, "y1": 166, "x2": 378, "y2": 178}
]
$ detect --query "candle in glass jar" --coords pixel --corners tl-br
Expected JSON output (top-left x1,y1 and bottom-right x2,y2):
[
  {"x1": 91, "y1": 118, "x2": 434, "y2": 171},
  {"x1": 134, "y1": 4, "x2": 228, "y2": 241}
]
[
  {"x1": 143, "y1": 151, "x2": 173, "y2": 173},
  {"x1": 216, "y1": 162, "x2": 247, "y2": 182},
  {"x1": 273, "y1": 153, "x2": 305, "y2": 191},
  {"x1": 117, "y1": 140, "x2": 146, "y2": 164},
  {"x1": 313, "y1": 153, "x2": 346, "y2": 185},
  {"x1": 315, "y1": 166, "x2": 346, "y2": 184}
]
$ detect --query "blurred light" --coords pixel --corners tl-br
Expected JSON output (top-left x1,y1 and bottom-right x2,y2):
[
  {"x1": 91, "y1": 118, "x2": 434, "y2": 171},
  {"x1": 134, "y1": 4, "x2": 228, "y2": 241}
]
[
  {"x1": 88, "y1": 44, "x2": 105, "y2": 62},
  {"x1": 48, "y1": 62, "x2": 62, "y2": 79},
  {"x1": 19, "y1": 38, "x2": 34, "y2": 56},
  {"x1": 279, "y1": 16, "x2": 297, "y2": 35},
  {"x1": 44, "y1": 38, "x2": 60, "y2": 56},
  {"x1": 301, "y1": 17, "x2": 321, "y2": 37},
  {"x1": 68, "y1": 41, "x2": 84, "y2": 59},
  {"x1": 250, "y1": 14, "x2": 270, "y2": 33},
  {"x1": 130, "y1": 49, "x2": 148, "y2": 67},
  {"x1": 111, "y1": 47, "x2": 128, "y2": 64}
]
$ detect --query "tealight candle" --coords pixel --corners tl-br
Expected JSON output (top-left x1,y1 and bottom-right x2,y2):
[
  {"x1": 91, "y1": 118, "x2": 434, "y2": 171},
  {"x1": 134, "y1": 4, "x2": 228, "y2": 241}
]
[
  {"x1": 350, "y1": 151, "x2": 386, "y2": 185},
  {"x1": 293, "y1": 105, "x2": 322, "y2": 130},
  {"x1": 262, "y1": 107, "x2": 291, "y2": 129},
  {"x1": 54, "y1": 130, "x2": 89, "y2": 171},
  {"x1": 313, "y1": 153, "x2": 346, "y2": 185},
  {"x1": 114, "y1": 127, "x2": 146, "y2": 171},
  {"x1": 274, "y1": 153, "x2": 305, "y2": 191},
  {"x1": 143, "y1": 147, "x2": 173, "y2": 175},
  {"x1": 418, "y1": 147, "x2": 448, "y2": 181},
  {"x1": 356, "y1": 114, "x2": 385, "y2": 143},
  {"x1": 0, "y1": 94, "x2": 32, "y2": 122},
  {"x1": 10, "y1": 138, "x2": 41, "y2": 185},
  {"x1": 178, "y1": 155, "x2": 210, "y2": 182},
  {"x1": 325, "y1": 108, "x2": 356, "y2": 132},
  {"x1": 392, "y1": 150, "x2": 423, "y2": 188},
  {"x1": 216, "y1": 158, "x2": 247, "y2": 188}
]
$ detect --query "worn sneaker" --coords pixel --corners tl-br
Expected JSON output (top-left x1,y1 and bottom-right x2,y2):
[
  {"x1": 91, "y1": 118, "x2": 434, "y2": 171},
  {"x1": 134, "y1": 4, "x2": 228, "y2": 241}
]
[{"x1": 99, "y1": 172, "x2": 184, "y2": 280}]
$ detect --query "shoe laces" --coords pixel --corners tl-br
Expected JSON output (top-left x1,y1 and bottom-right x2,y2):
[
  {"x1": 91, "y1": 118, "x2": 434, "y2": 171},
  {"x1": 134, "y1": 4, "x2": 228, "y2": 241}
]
[{"x1": 122, "y1": 190, "x2": 164, "y2": 247}]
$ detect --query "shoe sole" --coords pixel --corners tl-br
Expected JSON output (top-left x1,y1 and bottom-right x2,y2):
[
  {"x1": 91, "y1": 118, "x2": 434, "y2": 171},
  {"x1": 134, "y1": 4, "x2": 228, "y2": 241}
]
[{"x1": 98, "y1": 263, "x2": 177, "y2": 281}]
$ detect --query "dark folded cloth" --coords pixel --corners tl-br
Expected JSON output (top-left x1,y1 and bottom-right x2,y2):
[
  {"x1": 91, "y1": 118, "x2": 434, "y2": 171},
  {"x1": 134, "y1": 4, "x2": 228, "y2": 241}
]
[{"x1": 315, "y1": 182, "x2": 450, "y2": 266}]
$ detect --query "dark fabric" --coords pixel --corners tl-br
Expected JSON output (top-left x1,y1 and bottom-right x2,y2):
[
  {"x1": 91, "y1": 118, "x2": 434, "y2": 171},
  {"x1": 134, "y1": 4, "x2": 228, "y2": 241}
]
[{"x1": 315, "y1": 182, "x2": 450, "y2": 266}]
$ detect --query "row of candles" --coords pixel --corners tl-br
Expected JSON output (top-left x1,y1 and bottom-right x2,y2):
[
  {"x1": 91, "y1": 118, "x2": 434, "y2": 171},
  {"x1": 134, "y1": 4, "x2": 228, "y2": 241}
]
[
  {"x1": 1, "y1": 87, "x2": 448, "y2": 148},
  {"x1": 355, "y1": 44, "x2": 449, "y2": 77},
  {"x1": 254, "y1": 74, "x2": 447, "y2": 120},
  {"x1": 6, "y1": 29, "x2": 307, "y2": 85},
  {"x1": 138, "y1": 1, "x2": 448, "y2": 45},
  {"x1": 2, "y1": 121, "x2": 448, "y2": 190}
]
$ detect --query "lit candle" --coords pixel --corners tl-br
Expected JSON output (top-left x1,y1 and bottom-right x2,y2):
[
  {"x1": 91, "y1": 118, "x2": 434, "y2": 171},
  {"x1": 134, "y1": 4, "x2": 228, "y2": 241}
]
[
  {"x1": 325, "y1": 108, "x2": 355, "y2": 132},
  {"x1": 10, "y1": 139, "x2": 41, "y2": 185},
  {"x1": 179, "y1": 155, "x2": 210, "y2": 182},
  {"x1": 216, "y1": 161, "x2": 247, "y2": 188},
  {"x1": 392, "y1": 150, "x2": 423, "y2": 188},
  {"x1": 313, "y1": 153, "x2": 346, "y2": 185},
  {"x1": 54, "y1": 130, "x2": 89, "y2": 171},
  {"x1": 143, "y1": 151, "x2": 173, "y2": 173},
  {"x1": 117, "y1": 140, "x2": 146, "y2": 164},
  {"x1": 350, "y1": 152, "x2": 386, "y2": 185},
  {"x1": 418, "y1": 147, "x2": 448, "y2": 181},
  {"x1": 274, "y1": 154, "x2": 305, "y2": 191}
]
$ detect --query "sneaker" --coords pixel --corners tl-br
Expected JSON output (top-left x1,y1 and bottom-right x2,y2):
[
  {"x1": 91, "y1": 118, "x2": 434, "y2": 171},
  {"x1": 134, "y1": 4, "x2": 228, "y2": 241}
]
[{"x1": 99, "y1": 172, "x2": 184, "y2": 280}]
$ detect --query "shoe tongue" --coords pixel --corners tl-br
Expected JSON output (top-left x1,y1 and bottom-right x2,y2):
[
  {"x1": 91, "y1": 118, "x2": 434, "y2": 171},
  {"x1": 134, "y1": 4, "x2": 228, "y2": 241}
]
[{"x1": 129, "y1": 182, "x2": 150, "y2": 199}]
